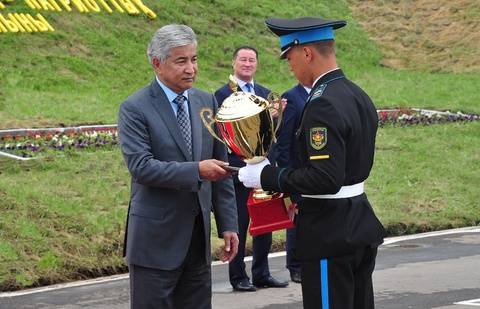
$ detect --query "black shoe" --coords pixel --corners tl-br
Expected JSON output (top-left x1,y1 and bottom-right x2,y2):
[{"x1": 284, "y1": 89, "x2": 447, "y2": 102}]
[
  {"x1": 253, "y1": 276, "x2": 289, "y2": 288},
  {"x1": 232, "y1": 279, "x2": 257, "y2": 292},
  {"x1": 290, "y1": 272, "x2": 301, "y2": 283}
]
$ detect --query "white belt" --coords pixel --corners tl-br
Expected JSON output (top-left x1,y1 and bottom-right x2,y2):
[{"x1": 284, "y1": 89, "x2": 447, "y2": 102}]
[{"x1": 301, "y1": 182, "x2": 364, "y2": 199}]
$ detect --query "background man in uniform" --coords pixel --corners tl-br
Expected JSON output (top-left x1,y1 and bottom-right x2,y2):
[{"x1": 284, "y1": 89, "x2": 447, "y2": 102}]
[
  {"x1": 275, "y1": 82, "x2": 311, "y2": 283},
  {"x1": 215, "y1": 46, "x2": 288, "y2": 292},
  {"x1": 118, "y1": 24, "x2": 239, "y2": 309},
  {"x1": 238, "y1": 17, "x2": 386, "y2": 309}
]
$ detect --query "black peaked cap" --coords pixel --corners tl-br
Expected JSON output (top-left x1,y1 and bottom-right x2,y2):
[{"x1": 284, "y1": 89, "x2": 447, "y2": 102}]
[{"x1": 265, "y1": 17, "x2": 347, "y2": 36}]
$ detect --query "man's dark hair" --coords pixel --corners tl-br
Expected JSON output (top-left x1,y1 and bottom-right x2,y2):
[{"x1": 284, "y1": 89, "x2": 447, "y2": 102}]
[
  {"x1": 310, "y1": 40, "x2": 335, "y2": 57},
  {"x1": 233, "y1": 45, "x2": 258, "y2": 60}
]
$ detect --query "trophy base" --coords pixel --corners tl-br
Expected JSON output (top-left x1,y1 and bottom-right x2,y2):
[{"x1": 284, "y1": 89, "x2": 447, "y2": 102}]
[
  {"x1": 247, "y1": 191, "x2": 295, "y2": 236},
  {"x1": 252, "y1": 188, "x2": 273, "y2": 200},
  {"x1": 244, "y1": 156, "x2": 267, "y2": 164}
]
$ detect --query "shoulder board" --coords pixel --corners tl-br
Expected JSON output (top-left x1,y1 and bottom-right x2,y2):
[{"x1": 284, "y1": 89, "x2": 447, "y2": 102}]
[{"x1": 308, "y1": 83, "x2": 327, "y2": 102}]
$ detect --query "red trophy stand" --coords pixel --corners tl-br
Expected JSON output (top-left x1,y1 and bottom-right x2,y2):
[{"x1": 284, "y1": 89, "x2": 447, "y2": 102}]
[{"x1": 247, "y1": 191, "x2": 295, "y2": 236}]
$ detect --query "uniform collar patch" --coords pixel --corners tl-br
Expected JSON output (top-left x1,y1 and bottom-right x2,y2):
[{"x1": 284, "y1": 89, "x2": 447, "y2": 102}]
[
  {"x1": 308, "y1": 83, "x2": 327, "y2": 102},
  {"x1": 310, "y1": 127, "x2": 327, "y2": 150}
]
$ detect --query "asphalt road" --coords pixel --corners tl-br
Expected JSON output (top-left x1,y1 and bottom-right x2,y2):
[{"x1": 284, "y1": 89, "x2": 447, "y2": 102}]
[{"x1": 1, "y1": 227, "x2": 479, "y2": 309}]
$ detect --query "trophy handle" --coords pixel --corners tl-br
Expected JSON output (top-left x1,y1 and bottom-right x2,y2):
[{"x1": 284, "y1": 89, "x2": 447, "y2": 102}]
[
  {"x1": 228, "y1": 74, "x2": 238, "y2": 93},
  {"x1": 267, "y1": 91, "x2": 284, "y2": 141},
  {"x1": 199, "y1": 107, "x2": 226, "y2": 145}
]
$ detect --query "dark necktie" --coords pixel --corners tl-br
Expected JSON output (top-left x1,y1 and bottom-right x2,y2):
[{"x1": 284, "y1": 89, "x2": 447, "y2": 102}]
[
  {"x1": 245, "y1": 83, "x2": 253, "y2": 93},
  {"x1": 173, "y1": 95, "x2": 192, "y2": 159}
]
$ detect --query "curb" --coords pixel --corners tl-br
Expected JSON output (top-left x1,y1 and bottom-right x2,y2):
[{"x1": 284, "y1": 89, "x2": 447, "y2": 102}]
[{"x1": 1, "y1": 226, "x2": 478, "y2": 298}]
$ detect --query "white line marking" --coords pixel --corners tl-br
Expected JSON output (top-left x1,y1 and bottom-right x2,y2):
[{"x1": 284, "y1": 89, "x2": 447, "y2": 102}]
[
  {"x1": 382, "y1": 226, "x2": 480, "y2": 245},
  {"x1": 0, "y1": 151, "x2": 38, "y2": 161},
  {"x1": 455, "y1": 298, "x2": 480, "y2": 306},
  {"x1": 0, "y1": 226, "x2": 478, "y2": 298},
  {"x1": 0, "y1": 274, "x2": 129, "y2": 298}
]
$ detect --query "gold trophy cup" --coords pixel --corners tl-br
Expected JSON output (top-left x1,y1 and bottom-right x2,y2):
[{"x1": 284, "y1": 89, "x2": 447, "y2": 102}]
[{"x1": 200, "y1": 75, "x2": 294, "y2": 235}]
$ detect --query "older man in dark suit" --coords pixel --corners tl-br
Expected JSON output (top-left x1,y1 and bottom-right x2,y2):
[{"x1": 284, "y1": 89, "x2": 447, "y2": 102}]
[
  {"x1": 214, "y1": 46, "x2": 288, "y2": 292},
  {"x1": 118, "y1": 24, "x2": 239, "y2": 309}
]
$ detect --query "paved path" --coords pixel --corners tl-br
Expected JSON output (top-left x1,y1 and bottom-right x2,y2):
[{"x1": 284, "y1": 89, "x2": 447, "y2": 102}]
[{"x1": 1, "y1": 227, "x2": 479, "y2": 309}]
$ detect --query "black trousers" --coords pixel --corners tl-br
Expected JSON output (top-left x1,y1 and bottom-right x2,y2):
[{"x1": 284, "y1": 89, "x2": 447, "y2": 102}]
[
  {"x1": 229, "y1": 183, "x2": 272, "y2": 285},
  {"x1": 286, "y1": 216, "x2": 301, "y2": 275},
  {"x1": 301, "y1": 246, "x2": 378, "y2": 309},
  {"x1": 129, "y1": 214, "x2": 211, "y2": 309}
]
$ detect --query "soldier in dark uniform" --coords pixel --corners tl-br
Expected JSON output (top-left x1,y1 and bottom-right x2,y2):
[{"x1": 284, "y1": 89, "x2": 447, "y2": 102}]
[{"x1": 238, "y1": 17, "x2": 386, "y2": 309}]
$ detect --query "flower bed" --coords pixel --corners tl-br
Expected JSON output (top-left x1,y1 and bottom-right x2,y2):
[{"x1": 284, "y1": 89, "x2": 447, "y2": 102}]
[
  {"x1": 377, "y1": 108, "x2": 478, "y2": 127},
  {"x1": 0, "y1": 108, "x2": 478, "y2": 159},
  {"x1": 0, "y1": 129, "x2": 118, "y2": 159}
]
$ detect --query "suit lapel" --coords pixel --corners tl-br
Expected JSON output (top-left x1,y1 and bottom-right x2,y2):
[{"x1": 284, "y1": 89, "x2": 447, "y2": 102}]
[
  {"x1": 299, "y1": 84, "x2": 309, "y2": 102},
  {"x1": 149, "y1": 80, "x2": 190, "y2": 161},
  {"x1": 253, "y1": 84, "x2": 263, "y2": 97},
  {"x1": 187, "y1": 89, "x2": 203, "y2": 162}
]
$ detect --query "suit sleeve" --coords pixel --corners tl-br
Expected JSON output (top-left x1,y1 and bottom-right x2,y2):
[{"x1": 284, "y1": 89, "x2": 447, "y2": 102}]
[
  {"x1": 261, "y1": 96, "x2": 346, "y2": 195},
  {"x1": 118, "y1": 100, "x2": 201, "y2": 191},
  {"x1": 209, "y1": 94, "x2": 238, "y2": 235}
]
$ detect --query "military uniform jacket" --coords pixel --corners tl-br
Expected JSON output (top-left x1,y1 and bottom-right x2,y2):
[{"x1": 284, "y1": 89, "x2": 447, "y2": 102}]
[{"x1": 261, "y1": 69, "x2": 385, "y2": 260}]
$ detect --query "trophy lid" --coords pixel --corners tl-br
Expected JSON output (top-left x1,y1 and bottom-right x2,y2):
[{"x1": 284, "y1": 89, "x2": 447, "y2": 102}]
[{"x1": 216, "y1": 92, "x2": 268, "y2": 122}]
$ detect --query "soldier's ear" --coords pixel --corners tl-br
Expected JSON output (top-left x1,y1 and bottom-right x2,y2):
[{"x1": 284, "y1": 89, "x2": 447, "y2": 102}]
[{"x1": 303, "y1": 46, "x2": 314, "y2": 62}]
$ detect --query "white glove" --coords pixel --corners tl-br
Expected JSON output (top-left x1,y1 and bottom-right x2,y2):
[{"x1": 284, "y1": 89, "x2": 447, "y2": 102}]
[{"x1": 238, "y1": 158, "x2": 270, "y2": 188}]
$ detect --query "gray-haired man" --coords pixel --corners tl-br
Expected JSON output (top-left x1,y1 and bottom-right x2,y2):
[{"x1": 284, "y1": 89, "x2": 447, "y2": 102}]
[{"x1": 118, "y1": 24, "x2": 239, "y2": 309}]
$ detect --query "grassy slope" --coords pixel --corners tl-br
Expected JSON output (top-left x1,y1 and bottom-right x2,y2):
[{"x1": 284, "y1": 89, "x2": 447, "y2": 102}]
[
  {"x1": 349, "y1": 0, "x2": 480, "y2": 73},
  {"x1": 0, "y1": 0, "x2": 479, "y2": 290},
  {"x1": 1, "y1": 1, "x2": 479, "y2": 129}
]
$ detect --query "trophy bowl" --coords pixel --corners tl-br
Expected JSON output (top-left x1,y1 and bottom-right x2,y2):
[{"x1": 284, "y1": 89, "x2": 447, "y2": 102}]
[
  {"x1": 200, "y1": 76, "x2": 282, "y2": 165},
  {"x1": 214, "y1": 92, "x2": 275, "y2": 164}
]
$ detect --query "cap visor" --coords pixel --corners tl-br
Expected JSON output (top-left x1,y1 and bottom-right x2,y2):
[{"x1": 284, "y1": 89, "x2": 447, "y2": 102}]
[{"x1": 279, "y1": 46, "x2": 291, "y2": 59}]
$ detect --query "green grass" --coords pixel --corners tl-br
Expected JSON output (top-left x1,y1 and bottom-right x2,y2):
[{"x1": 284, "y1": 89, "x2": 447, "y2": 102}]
[
  {"x1": 0, "y1": 0, "x2": 479, "y2": 291},
  {"x1": 1, "y1": 122, "x2": 478, "y2": 290},
  {"x1": 352, "y1": 68, "x2": 480, "y2": 113},
  {"x1": 370, "y1": 122, "x2": 480, "y2": 234},
  {"x1": 0, "y1": 150, "x2": 130, "y2": 289},
  {"x1": 1, "y1": 0, "x2": 478, "y2": 128}
]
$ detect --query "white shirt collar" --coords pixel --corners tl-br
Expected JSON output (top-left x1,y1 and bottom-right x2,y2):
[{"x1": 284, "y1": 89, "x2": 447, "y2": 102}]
[
  {"x1": 155, "y1": 76, "x2": 189, "y2": 103},
  {"x1": 235, "y1": 76, "x2": 255, "y2": 91},
  {"x1": 312, "y1": 67, "x2": 339, "y2": 89}
]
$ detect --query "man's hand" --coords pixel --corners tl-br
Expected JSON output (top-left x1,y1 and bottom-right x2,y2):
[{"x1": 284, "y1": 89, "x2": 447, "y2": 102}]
[
  {"x1": 219, "y1": 231, "x2": 239, "y2": 263},
  {"x1": 238, "y1": 158, "x2": 270, "y2": 188},
  {"x1": 270, "y1": 98, "x2": 287, "y2": 118},
  {"x1": 199, "y1": 159, "x2": 230, "y2": 181}
]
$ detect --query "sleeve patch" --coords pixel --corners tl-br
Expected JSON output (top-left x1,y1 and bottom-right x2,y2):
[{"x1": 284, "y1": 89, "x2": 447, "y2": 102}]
[{"x1": 310, "y1": 127, "x2": 327, "y2": 150}]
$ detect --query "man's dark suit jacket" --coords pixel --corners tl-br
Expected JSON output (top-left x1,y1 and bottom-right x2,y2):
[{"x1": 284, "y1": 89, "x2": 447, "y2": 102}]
[
  {"x1": 275, "y1": 83, "x2": 309, "y2": 169},
  {"x1": 118, "y1": 79, "x2": 238, "y2": 270}
]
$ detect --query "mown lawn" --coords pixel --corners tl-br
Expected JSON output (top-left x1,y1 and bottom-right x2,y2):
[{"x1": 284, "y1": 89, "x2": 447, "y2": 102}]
[{"x1": 1, "y1": 121, "x2": 478, "y2": 290}]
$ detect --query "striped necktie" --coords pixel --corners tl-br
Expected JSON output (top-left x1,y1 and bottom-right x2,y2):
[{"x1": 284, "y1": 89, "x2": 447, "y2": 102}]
[{"x1": 173, "y1": 95, "x2": 192, "y2": 159}]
